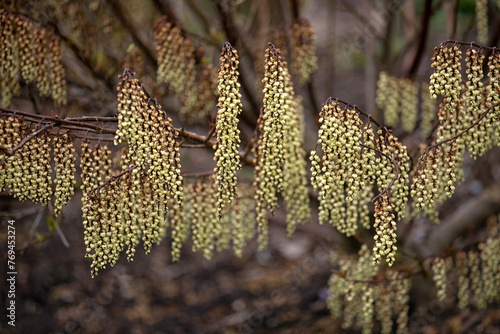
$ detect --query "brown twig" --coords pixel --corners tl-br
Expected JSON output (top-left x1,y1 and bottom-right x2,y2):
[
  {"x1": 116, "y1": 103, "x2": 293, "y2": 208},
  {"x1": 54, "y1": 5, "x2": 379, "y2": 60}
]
[
  {"x1": 330, "y1": 98, "x2": 384, "y2": 129},
  {"x1": 420, "y1": 101, "x2": 499, "y2": 159},
  {"x1": 440, "y1": 39, "x2": 499, "y2": 50},
  {"x1": 1, "y1": 106, "x2": 256, "y2": 165},
  {"x1": 360, "y1": 143, "x2": 401, "y2": 204},
  {"x1": 204, "y1": 123, "x2": 217, "y2": 143},
  {"x1": 2, "y1": 123, "x2": 54, "y2": 157},
  {"x1": 0, "y1": 108, "x2": 115, "y2": 135},
  {"x1": 407, "y1": 0, "x2": 432, "y2": 79},
  {"x1": 88, "y1": 164, "x2": 137, "y2": 198}
]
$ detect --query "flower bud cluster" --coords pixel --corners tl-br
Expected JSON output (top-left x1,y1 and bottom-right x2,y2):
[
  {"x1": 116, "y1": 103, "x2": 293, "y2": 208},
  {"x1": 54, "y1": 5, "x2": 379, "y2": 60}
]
[
  {"x1": 0, "y1": 117, "x2": 20, "y2": 192},
  {"x1": 326, "y1": 257, "x2": 349, "y2": 319},
  {"x1": 170, "y1": 186, "x2": 189, "y2": 262},
  {"x1": 81, "y1": 139, "x2": 97, "y2": 271},
  {"x1": 411, "y1": 139, "x2": 458, "y2": 221},
  {"x1": 2, "y1": 122, "x2": 53, "y2": 205},
  {"x1": 178, "y1": 38, "x2": 197, "y2": 120},
  {"x1": 487, "y1": 52, "x2": 500, "y2": 120},
  {"x1": 34, "y1": 27, "x2": 50, "y2": 97},
  {"x1": 328, "y1": 245, "x2": 378, "y2": 330},
  {"x1": 376, "y1": 72, "x2": 418, "y2": 132},
  {"x1": 375, "y1": 271, "x2": 397, "y2": 334},
  {"x1": 94, "y1": 179, "x2": 124, "y2": 277},
  {"x1": 393, "y1": 274, "x2": 411, "y2": 334},
  {"x1": 438, "y1": 98, "x2": 467, "y2": 185},
  {"x1": 373, "y1": 194, "x2": 397, "y2": 266},
  {"x1": 231, "y1": 184, "x2": 256, "y2": 258},
  {"x1": 79, "y1": 139, "x2": 95, "y2": 199},
  {"x1": 361, "y1": 286, "x2": 374, "y2": 334},
  {"x1": 213, "y1": 42, "x2": 242, "y2": 219},
  {"x1": 83, "y1": 72, "x2": 184, "y2": 275},
  {"x1": 431, "y1": 257, "x2": 447, "y2": 301},
  {"x1": 139, "y1": 177, "x2": 164, "y2": 255},
  {"x1": 95, "y1": 144, "x2": 112, "y2": 184},
  {"x1": 376, "y1": 72, "x2": 400, "y2": 127},
  {"x1": 190, "y1": 177, "x2": 218, "y2": 260},
  {"x1": 290, "y1": 18, "x2": 318, "y2": 85},
  {"x1": 455, "y1": 251, "x2": 469, "y2": 309},
  {"x1": 420, "y1": 83, "x2": 437, "y2": 137},
  {"x1": 375, "y1": 130, "x2": 410, "y2": 221},
  {"x1": 47, "y1": 34, "x2": 67, "y2": 106},
  {"x1": 172, "y1": 180, "x2": 256, "y2": 260},
  {"x1": 53, "y1": 133, "x2": 76, "y2": 217},
  {"x1": 400, "y1": 79, "x2": 419, "y2": 133},
  {"x1": 155, "y1": 17, "x2": 184, "y2": 95},
  {"x1": 16, "y1": 16, "x2": 36, "y2": 84},
  {"x1": 122, "y1": 169, "x2": 141, "y2": 261},
  {"x1": 464, "y1": 48, "x2": 491, "y2": 158},
  {"x1": 1, "y1": 10, "x2": 20, "y2": 108},
  {"x1": 281, "y1": 75, "x2": 310, "y2": 237},
  {"x1": 468, "y1": 249, "x2": 486, "y2": 309},
  {"x1": 476, "y1": 0, "x2": 488, "y2": 43},
  {"x1": 253, "y1": 44, "x2": 288, "y2": 248},
  {"x1": 327, "y1": 246, "x2": 412, "y2": 333},
  {"x1": 114, "y1": 70, "x2": 145, "y2": 148},
  {"x1": 81, "y1": 142, "x2": 122, "y2": 277},
  {"x1": 481, "y1": 216, "x2": 500, "y2": 303},
  {"x1": 0, "y1": 10, "x2": 66, "y2": 107},
  {"x1": 159, "y1": 115, "x2": 185, "y2": 261},
  {"x1": 430, "y1": 216, "x2": 500, "y2": 310},
  {"x1": 197, "y1": 56, "x2": 219, "y2": 120},
  {"x1": 411, "y1": 147, "x2": 439, "y2": 214},
  {"x1": 154, "y1": 17, "x2": 217, "y2": 122},
  {"x1": 465, "y1": 48, "x2": 485, "y2": 111},
  {"x1": 310, "y1": 99, "x2": 366, "y2": 235},
  {"x1": 429, "y1": 45, "x2": 462, "y2": 102}
]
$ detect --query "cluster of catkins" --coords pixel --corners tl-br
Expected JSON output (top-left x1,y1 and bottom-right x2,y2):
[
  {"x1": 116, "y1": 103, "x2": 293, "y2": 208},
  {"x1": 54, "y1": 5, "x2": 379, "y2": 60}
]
[
  {"x1": 213, "y1": 42, "x2": 242, "y2": 219},
  {"x1": 413, "y1": 44, "x2": 500, "y2": 221},
  {"x1": 290, "y1": 18, "x2": 318, "y2": 85},
  {"x1": 0, "y1": 10, "x2": 67, "y2": 107},
  {"x1": 82, "y1": 70, "x2": 184, "y2": 277},
  {"x1": 310, "y1": 98, "x2": 410, "y2": 266},
  {"x1": 0, "y1": 116, "x2": 75, "y2": 215},
  {"x1": 180, "y1": 178, "x2": 256, "y2": 260},
  {"x1": 154, "y1": 16, "x2": 217, "y2": 123},
  {"x1": 327, "y1": 245, "x2": 411, "y2": 334},
  {"x1": 253, "y1": 44, "x2": 310, "y2": 249},
  {"x1": 252, "y1": 18, "x2": 318, "y2": 90},
  {"x1": 431, "y1": 215, "x2": 500, "y2": 309},
  {"x1": 375, "y1": 71, "x2": 425, "y2": 133}
]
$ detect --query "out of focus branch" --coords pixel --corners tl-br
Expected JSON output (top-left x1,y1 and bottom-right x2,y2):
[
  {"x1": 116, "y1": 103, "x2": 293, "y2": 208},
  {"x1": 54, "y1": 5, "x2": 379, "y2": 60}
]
[{"x1": 420, "y1": 183, "x2": 500, "y2": 257}]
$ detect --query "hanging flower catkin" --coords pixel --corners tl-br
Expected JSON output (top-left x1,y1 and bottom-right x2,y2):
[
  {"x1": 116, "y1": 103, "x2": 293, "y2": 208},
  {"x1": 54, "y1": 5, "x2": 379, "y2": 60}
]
[
  {"x1": 476, "y1": 0, "x2": 488, "y2": 44},
  {"x1": 282, "y1": 93, "x2": 310, "y2": 237},
  {"x1": 253, "y1": 43, "x2": 310, "y2": 246},
  {"x1": 310, "y1": 99, "x2": 370, "y2": 236},
  {"x1": 290, "y1": 18, "x2": 318, "y2": 85},
  {"x1": 429, "y1": 44, "x2": 462, "y2": 103},
  {"x1": 253, "y1": 44, "x2": 287, "y2": 248},
  {"x1": 154, "y1": 17, "x2": 185, "y2": 96},
  {"x1": 213, "y1": 42, "x2": 242, "y2": 218},
  {"x1": 53, "y1": 133, "x2": 76, "y2": 217},
  {"x1": 48, "y1": 33, "x2": 67, "y2": 106}
]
